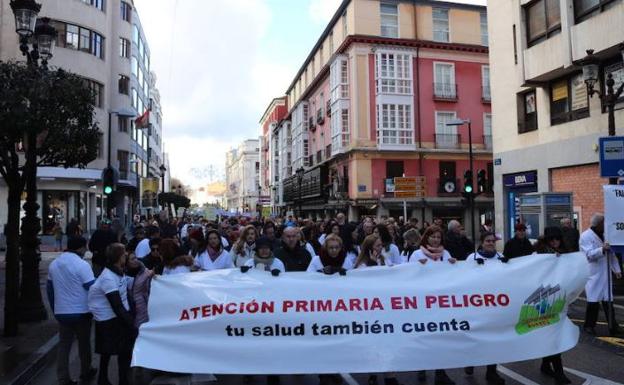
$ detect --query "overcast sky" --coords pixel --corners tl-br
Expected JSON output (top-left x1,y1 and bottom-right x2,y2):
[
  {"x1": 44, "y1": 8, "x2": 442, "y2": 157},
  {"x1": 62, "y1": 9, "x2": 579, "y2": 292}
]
[{"x1": 134, "y1": 0, "x2": 486, "y2": 188}]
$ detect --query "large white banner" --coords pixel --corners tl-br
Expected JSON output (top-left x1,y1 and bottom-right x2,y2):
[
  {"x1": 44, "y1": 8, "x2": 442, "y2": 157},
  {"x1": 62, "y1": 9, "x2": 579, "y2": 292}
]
[
  {"x1": 132, "y1": 253, "x2": 589, "y2": 374},
  {"x1": 604, "y1": 185, "x2": 624, "y2": 245}
]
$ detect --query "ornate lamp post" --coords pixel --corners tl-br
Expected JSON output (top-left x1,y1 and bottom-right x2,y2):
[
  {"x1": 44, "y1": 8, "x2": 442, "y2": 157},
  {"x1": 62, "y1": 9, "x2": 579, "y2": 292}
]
[
  {"x1": 9, "y1": 0, "x2": 57, "y2": 321},
  {"x1": 580, "y1": 46, "x2": 624, "y2": 334}
]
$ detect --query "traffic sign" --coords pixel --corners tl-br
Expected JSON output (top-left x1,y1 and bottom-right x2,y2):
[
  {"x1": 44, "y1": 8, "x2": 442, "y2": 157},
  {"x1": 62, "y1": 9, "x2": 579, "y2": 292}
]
[
  {"x1": 393, "y1": 176, "x2": 426, "y2": 198},
  {"x1": 395, "y1": 191, "x2": 425, "y2": 198},
  {"x1": 599, "y1": 136, "x2": 624, "y2": 177}
]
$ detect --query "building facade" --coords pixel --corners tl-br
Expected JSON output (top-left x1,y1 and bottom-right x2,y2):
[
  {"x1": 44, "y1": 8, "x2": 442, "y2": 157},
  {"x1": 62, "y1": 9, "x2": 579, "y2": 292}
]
[
  {"x1": 263, "y1": 0, "x2": 493, "y2": 236},
  {"x1": 0, "y1": 0, "x2": 168, "y2": 233},
  {"x1": 488, "y1": 0, "x2": 624, "y2": 240},
  {"x1": 259, "y1": 97, "x2": 288, "y2": 214},
  {"x1": 225, "y1": 139, "x2": 260, "y2": 213}
]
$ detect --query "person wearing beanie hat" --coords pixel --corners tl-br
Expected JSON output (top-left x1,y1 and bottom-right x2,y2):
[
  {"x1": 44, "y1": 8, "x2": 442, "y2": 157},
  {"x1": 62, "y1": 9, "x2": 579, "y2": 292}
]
[
  {"x1": 242, "y1": 237, "x2": 285, "y2": 273},
  {"x1": 503, "y1": 222, "x2": 534, "y2": 259},
  {"x1": 533, "y1": 227, "x2": 572, "y2": 385}
]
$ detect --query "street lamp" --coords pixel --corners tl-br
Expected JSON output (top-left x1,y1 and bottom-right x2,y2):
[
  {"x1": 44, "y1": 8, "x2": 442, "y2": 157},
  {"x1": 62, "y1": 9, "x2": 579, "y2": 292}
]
[
  {"x1": 9, "y1": 0, "x2": 57, "y2": 322},
  {"x1": 296, "y1": 167, "x2": 305, "y2": 220},
  {"x1": 159, "y1": 164, "x2": 167, "y2": 193},
  {"x1": 580, "y1": 46, "x2": 624, "y2": 334},
  {"x1": 447, "y1": 118, "x2": 476, "y2": 251}
]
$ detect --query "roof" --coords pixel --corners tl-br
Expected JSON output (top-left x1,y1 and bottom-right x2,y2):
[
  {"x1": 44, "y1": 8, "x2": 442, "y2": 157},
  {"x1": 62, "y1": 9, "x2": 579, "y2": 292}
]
[{"x1": 258, "y1": 96, "x2": 287, "y2": 124}]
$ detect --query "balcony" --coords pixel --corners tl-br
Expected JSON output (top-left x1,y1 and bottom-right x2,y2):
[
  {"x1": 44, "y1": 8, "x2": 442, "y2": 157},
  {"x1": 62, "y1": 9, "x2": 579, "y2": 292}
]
[
  {"x1": 308, "y1": 116, "x2": 316, "y2": 132},
  {"x1": 434, "y1": 133, "x2": 461, "y2": 149},
  {"x1": 483, "y1": 134, "x2": 492, "y2": 150},
  {"x1": 433, "y1": 83, "x2": 457, "y2": 101},
  {"x1": 316, "y1": 109, "x2": 325, "y2": 125},
  {"x1": 482, "y1": 85, "x2": 491, "y2": 103}
]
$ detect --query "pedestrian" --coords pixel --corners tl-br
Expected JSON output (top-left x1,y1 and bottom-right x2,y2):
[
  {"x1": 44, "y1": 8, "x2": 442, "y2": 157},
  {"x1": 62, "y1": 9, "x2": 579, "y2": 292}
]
[
  {"x1": 408, "y1": 225, "x2": 456, "y2": 385},
  {"x1": 560, "y1": 218, "x2": 580, "y2": 252},
  {"x1": 373, "y1": 224, "x2": 402, "y2": 266},
  {"x1": 320, "y1": 221, "x2": 340, "y2": 246},
  {"x1": 444, "y1": 220, "x2": 474, "y2": 260},
  {"x1": 232, "y1": 225, "x2": 258, "y2": 267},
  {"x1": 135, "y1": 225, "x2": 160, "y2": 259},
  {"x1": 300, "y1": 226, "x2": 318, "y2": 257},
  {"x1": 533, "y1": 227, "x2": 572, "y2": 385},
  {"x1": 274, "y1": 226, "x2": 312, "y2": 272},
  {"x1": 140, "y1": 237, "x2": 163, "y2": 275},
  {"x1": 464, "y1": 232, "x2": 507, "y2": 385},
  {"x1": 195, "y1": 229, "x2": 234, "y2": 271},
  {"x1": 503, "y1": 223, "x2": 534, "y2": 259},
  {"x1": 307, "y1": 234, "x2": 353, "y2": 273},
  {"x1": 88, "y1": 220, "x2": 118, "y2": 277},
  {"x1": 53, "y1": 221, "x2": 63, "y2": 251},
  {"x1": 185, "y1": 228, "x2": 206, "y2": 258},
  {"x1": 400, "y1": 228, "x2": 421, "y2": 263},
  {"x1": 302, "y1": 224, "x2": 321, "y2": 256},
  {"x1": 580, "y1": 213, "x2": 622, "y2": 336},
  {"x1": 47, "y1": 236, "x2": 97, "y2": 385},
  {"x1": 241, "y1": 236, "x2": 285, "y2": 273},
  {"x1": 125, "y1": 226, "x2": 145, "y2": 254},
  {"x1": 88, "y1": 243, "x2": 135, "y2": 385},
  {"x1": 161, "y1": 238, "x2": 194, "y2": 275}
]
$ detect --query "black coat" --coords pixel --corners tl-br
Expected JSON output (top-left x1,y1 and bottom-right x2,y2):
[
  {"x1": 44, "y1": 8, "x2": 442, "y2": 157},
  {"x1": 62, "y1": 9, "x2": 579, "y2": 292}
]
[
  {"x1": 88, "y1": 229, "x2": 117, "y2": 266},
  {"x1": 561, "y1": 227, "x2": 580, "y2": 252},
  {"x1": 274, "y1": 242, "x2": 312, "y2": 272},
  {"x1": 444, "y1": 231, "x2": 474, "y2": 260},
  {"x1": 503, "y1": 236, "x2": 534, "y2": 259}
]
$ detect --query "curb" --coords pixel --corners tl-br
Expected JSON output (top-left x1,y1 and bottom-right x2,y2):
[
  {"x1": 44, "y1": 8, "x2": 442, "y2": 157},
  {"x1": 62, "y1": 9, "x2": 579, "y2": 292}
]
[{"x1": 7, "y1": 333, "x2": 59, "y2": 385}]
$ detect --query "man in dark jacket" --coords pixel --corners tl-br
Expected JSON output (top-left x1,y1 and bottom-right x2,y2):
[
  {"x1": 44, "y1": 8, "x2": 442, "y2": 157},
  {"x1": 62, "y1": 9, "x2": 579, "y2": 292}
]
[
  {"x1": 88, "y1": 220, "x2": 117, "y2": 276},
  {"x1": 561, "y1": 218, "x2": 580, "y2": 252},
  {"x1": 274, "y1": 227, "x2": 311, "y2": 272},
  {"x1": 503, "y1": 223, "x2": 534, "y2": 258},
  {"x1": 444, "y1": 220, "x2": 474, "y2": 260}
]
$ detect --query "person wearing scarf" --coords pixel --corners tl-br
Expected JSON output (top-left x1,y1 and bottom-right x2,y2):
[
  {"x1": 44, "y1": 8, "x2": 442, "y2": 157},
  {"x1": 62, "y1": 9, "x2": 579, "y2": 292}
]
[
  {"x1": 464, "y1": 232, "x2": 507, "y2": 385},
  {"x1": 242, "y1": 237, "x2": 285, "y2": 273},
  {"x1": 195, "y1": 230, "x2": 234, "y2": 271},
  {"x1": 307, "y1": 234, "x2": 352, "y2": 273},
  {"x1": 532, "y1": 227, "x2": 572, "y2": 385},
  {"x1": 233, "y1": 225, "x2": 258, "y2": 267},
  {"x1": 407, "y1": 225, "x2": 456, "y2": 385},
  {"x1": 400, "y1": 229, "x2": 421, "y2": 263}
]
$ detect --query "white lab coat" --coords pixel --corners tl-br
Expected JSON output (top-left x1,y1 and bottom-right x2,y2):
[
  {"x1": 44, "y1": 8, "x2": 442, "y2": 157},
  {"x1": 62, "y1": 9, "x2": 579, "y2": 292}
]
[{"x1": 579, "y1": 228, "x2": 621, "y2": 302}]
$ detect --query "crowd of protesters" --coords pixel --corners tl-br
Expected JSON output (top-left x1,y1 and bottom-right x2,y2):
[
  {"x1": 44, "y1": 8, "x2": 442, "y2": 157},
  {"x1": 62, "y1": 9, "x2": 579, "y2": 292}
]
[{"x1": 45, "y1": 211, "x2": 621, "y2": 385}]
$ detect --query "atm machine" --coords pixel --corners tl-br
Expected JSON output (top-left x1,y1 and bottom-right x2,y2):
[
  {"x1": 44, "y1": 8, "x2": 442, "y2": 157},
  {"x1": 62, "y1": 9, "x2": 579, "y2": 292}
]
[{"x1": 516, "y1": 193, "x2": 573, "y2": 242}]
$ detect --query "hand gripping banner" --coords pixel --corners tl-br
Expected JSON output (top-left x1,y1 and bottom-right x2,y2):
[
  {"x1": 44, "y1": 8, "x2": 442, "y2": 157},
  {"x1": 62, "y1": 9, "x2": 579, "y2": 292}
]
[{"x1": 132, "y1": 253, "x2": 589, "y2": 374}]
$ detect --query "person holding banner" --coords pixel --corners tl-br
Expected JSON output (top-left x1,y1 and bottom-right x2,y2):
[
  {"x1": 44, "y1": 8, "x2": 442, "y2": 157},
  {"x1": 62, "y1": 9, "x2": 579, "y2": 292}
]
[
  {"x1": 232, "y1": 225, "x2": 258, "y2": 267},
  {"x1": 242, "y1": 237, "x2": 285, "y2": 273},
  {"x1": 407, "y1": 226, "x2": 456, "y2": 385},
  {"x1": 464, "y1": 232, "x2": 507, "y2": 385},
  {"x1": 161, "y1": 239, "x2": 194, "y2": 275},
  {"x1": 580, "y1": 213, "x2": 622, "y2": 336},
  {"x1": 400, "y1": 228, "x2": 421, "y2": 263},
  {"x1": 373, "y1": 224, "x2": 403, "y2": 266},
  {"x1": 354, "y1": 234, "x2": 385, "y2": 268},
  {"x1": 306, "y1": 234, "x2": 353, "y2": 273},
  {"x1": 195, "y1": 230, "x2": 234, "y2": 271},
  {"x1": 275, "y1": 227, "x2": 312, "y2": 272}
]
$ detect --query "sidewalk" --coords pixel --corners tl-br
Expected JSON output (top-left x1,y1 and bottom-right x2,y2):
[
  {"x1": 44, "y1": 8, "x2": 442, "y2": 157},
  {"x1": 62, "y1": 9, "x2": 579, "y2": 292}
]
[{"x1": 0, "y1": 251, "x2": 60, "y2": 385}]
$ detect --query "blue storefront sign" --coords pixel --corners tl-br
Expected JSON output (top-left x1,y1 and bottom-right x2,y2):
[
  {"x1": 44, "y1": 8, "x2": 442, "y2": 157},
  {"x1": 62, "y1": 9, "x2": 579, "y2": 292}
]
[
  {"x1": 599, "y1": 136, "x2": 624, "y2": 177},
  {"x1": 503, "y1": 171, "x2": 538, "y2": 188},
  {"x1": 503, "y1": 171, "x2": 538, "y2": 241}
]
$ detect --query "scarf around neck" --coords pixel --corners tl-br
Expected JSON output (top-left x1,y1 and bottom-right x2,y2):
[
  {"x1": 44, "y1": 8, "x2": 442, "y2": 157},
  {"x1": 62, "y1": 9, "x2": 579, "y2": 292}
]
[
  {"x1": 420, "y1": 245, "x2": 444, "y2": 261},
  {"x1": 206, "y1": 246, "x2": 222, "y2": 262},
  {"x1": 480, "y1": 249, "x2": 498, "y2": 259},
  {"x1": 320, "y1": 252, "x2": 346, "y2": 269},
  {"x1": 253, "y1": 255, "x2": 275, "y2": 271}
]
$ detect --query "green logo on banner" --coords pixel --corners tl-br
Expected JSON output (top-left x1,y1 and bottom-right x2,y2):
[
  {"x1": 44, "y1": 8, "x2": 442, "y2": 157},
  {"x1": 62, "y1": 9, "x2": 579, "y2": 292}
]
[{"x1": 515, "y1": 284, "x2": 566, "y2": 335}]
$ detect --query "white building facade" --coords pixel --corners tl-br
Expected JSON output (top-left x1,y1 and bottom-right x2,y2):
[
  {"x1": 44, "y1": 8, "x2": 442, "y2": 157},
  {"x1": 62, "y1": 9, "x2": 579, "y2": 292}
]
[
  {"x1": 0, "y1": 0, "x2": 168, "y2": 233},
  {"x1": 488, "y1": 0, "x2": 624, "y2": 239},
  {"x1": 225, "y1": 139, "x2": 260, "y2": 213}
]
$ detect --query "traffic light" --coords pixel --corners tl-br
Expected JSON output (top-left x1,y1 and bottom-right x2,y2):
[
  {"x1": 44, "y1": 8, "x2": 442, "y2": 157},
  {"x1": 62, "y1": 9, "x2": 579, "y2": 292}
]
[
  {"x1": 477, "y1": 169, "x2": 487, "y2": 194},
  {"x1": 463, "y1": 170, "x2": 473, "y2": 194},
  {"x1": 102, "y1": 166, "x2": 117, "y2": 196}
]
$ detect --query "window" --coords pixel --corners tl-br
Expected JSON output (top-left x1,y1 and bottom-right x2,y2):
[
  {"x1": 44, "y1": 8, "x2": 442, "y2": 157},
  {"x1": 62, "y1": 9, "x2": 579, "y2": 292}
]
[
  {"x1": 435, "y1": 111, "x2": 458, "y2": 148},
  {"x1": 131, "y1": 56, "x2": 138, "y2": 77},
  {"x1": 376, "y1": 52, "x2": 412, "y2": 94},
  {"x1": 331, "y1": 108, "x2": 350, "y2": 154},
  {"x1": 66, "y1": 25, "x2": 79, "y2": 49},
  {"x1": 121, "y1": 1, "x2": 132, "y2": 22},
  {"x1": 119, "y1": 37, "x2": 130, "y2": 58},
  {"x1": 132, "y1": 25, "x2": 140, "y2": 45},
  {"x1": 79, "y1": 28, "x2": 90, "y2": 52},
  {"x1": 525, "y1": 0, "x2": 561, "y2": 47},
  {"x1": 480, "y1": 12, "x2": 488, "y2": 46},
  {"x1": 482, "y1": 65, "x2": 491, "y2": 101},
  {"x1": 483, "y1": 113, "x2": 492, "y2": 149},
  {"x1": 386, "y1": 161, "x2": 404, "y2": 179},
  {"x1": 517, "y1": 90, "x2": 538, "y2": 133},
  {"x1": 433, "y1": 8, "x2": 449, "y2": 42},
  {"x1": 550, "y1": 73, "x2": 589, "y2": 125},
  {"x1": 377, "y1": 104, "x2": 413, "y2": 146},
  {"x1": 118, "y1": 150, "x2": 129, "y2": 178},
  {"x1": 82, "y1": 0, "x2": 105, "y2": 11},
  {"x1": 118, "y1": 116, "x2": 128, "y2": 132},
  {"x1": 83, "y1": 79, "x2": 104, "y2": 108},
  {"x1": 380, "y1": 3, "x2": 399, "y2": 38},
  {"x1": 51, "y1": 21, "x2": 104, "y2": 59},
  {"x1": 131, "y1": 88, "x2": 138, "y2": 110},
  {"x1": 574, "y1": 0, "x2": 619, "y2": 23},
  {"x1": 118, "y1": 75, "x2": 129, "y2": 95},
  {"x1": 342, "y1": 11, "x2": 348, "y2": 38},
  {"x1": 92, "y1": 32, "x2": 104, "y2": 59},
  {"x1": 603, "y1": 61, "x2": 624, "y2": 108},
  {"x1": 434, "y1": 62, "x2": 456, "y2": 99},
  {"x1": 439, "y1": 161, "x2": 457, "y2": 192}
]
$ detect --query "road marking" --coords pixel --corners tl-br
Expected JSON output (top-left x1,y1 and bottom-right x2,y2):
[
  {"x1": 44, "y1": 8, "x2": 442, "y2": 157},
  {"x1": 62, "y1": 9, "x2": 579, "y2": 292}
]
[
  {"x1": 563, "y1": 367, "x2": 624, "y2": 385},
  {"x1": 570, "y1": 318, "x2": 624, "y2": 327},
  {"x1": 498, "y1": 366, "x2": 542, "y2": 385},
  {"x1": 341, "y1": 373, "x2": 360, "y2": 385},
  {"x1": 596, "y1": 336, "x2": 624, "y2": 347},
  {"x1": 577, "y1": 297, "x2": 624, "y2": 310}
]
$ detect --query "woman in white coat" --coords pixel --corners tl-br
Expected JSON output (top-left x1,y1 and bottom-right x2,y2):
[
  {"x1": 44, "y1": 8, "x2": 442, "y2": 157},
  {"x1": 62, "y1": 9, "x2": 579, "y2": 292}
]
[
  {"x1": 580, "y1": 213, "x2": 622, "y2": 336},
  {"x1": 306, "y1": 234, "x2": 353, "y2": 273},
  {"x1": 194, "y1": 230, "x2": 234, "y2": 271}
]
